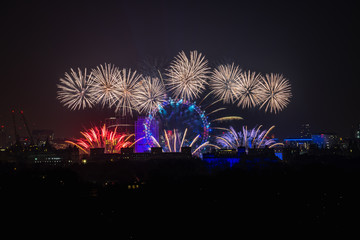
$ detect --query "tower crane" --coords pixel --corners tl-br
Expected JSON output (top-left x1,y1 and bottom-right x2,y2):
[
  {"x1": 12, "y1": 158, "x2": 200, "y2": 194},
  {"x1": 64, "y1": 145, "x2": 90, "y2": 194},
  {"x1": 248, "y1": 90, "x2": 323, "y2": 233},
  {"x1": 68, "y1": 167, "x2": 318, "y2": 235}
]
[
  {"x1": 20, "y1": 110, "x2": 34, "y2": 146},
  {"x1": 11, "y1": 109, "x2": 20, "y2": 144}
]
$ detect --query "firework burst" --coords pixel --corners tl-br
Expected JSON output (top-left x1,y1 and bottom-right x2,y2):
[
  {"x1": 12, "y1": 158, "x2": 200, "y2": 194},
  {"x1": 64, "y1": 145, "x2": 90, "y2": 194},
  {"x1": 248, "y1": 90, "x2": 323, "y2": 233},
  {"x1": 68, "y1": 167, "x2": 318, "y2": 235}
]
[
  {"x1": 236, "y1": 70, "x2": 263, "y2": 108},
  {"x1": 166, "y1": 50, "x2": 210, "y2": 101},
  {"x1": 57, "y1": 68, "x2": 95, "y2": 110},
  {"x1": 134, "y1": 76, "x2": 167, "y2": 114},
  {"x1": 113, "y1": 68, "x2": 142, "y2": 116},
  {"x1": 258, "y1": 73, "x2": 292, "y2": 113},
  {"x1": 209, "y1": 63, "x2": 242, "y2": 104},
  {"x1": 215, "y1": 125, "x2": 281, "y2": 150},
  {"x1": 91, "y1": 63, "x2": 121, "y2": 108},
  {"x1": 66, "y1": 124, "x2": 135, "y2": 154}
]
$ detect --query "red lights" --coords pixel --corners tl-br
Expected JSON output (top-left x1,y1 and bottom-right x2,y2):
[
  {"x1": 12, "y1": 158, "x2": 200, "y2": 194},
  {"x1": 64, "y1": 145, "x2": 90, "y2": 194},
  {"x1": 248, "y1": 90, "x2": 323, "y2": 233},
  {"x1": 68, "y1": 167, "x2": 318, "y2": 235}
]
[{"x1": 65, "y1": 124, "x2": 134, "y2": 154}]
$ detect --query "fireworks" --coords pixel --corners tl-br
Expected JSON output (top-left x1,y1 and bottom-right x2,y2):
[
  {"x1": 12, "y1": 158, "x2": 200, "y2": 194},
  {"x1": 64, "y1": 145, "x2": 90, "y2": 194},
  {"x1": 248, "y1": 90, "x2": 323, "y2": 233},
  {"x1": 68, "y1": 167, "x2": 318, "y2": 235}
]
[
  {"x1": 57, "y1": 51, "x2": 293, "y2": 115},
  {"x1": 216, "y1": 125, "x2": 282, "y2": 149},
  {"x1": 144, "y1": 98, "x2": 211, "y2": 154},
  {"x1": 166, "y1": 50, "x2": 211, "y2": 101},
  {"x1": 134, "y1": 76, "x2": 167, "y2": 114},
  {"x1": 56, "y1": 68, "x2": 95, "y2": 110},
  {"x1": 209, "y1": 63, "x2": 242, "y2": 104},
  {"x1": 91, "y1": 63, "x2": 121, "y2": 108},
  {"x1": 257, "y1": 73, "x2": 292, "y2": 113},
  {"x1": 151, "y1": 128, "x2": 217, "y2": 156},
  {"x1": 236, "y1": 70, "x2": 263, "y2": 108},
  {"x1": 113, "y1": 68, "x2": 142, "y2": 116},
  {"x1": 65, "y1": 124, "x2": 135, "y2": 154}
]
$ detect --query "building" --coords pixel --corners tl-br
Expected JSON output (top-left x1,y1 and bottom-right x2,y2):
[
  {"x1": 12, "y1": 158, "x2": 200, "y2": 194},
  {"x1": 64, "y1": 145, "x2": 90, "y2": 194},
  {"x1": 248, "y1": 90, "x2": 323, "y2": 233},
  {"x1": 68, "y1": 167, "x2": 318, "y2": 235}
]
[
  {"x1": 300, "y1": 123, "x2": 311, "y2": 139},
  {"x1": 87, "y1": 146, "x2": 194, "y2": 163},
  {"x1": 32, "y1": 129, "x2": 54, "y2": 146},
  {"x1": 134, "y1": 116, "x2": 159, "y2": 153},
  {"x1": 283, "y1": 138, "x2": 312, "y2": 153},
  {"x1": 311, "y1": 133, "x2": 338, "y2": 149},
  {"x1": 27, "y1": 146, "x2": 79, "y2": 165},
  {"x1": 355, "y1": 124, "x2": 360, "y2": 139},
  {"x1": 202, "y1": 147, "x2": 279, "y2": 169}
]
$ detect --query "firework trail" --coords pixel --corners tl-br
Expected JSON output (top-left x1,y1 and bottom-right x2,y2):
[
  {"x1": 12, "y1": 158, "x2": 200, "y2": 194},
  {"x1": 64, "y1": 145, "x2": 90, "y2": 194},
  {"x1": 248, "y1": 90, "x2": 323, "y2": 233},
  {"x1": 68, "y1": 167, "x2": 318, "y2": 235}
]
[
  {"x1": 236, "y1": 70, "x2": 263, "y2": 108},
  {"x1": 91, "y1": 63, "x2": 121, "y2": 108},
  {"x1": 57, "y1": 68, "x2": 95, "y2": 110},
  {"x1": 166, "y1": 50, "x2": 211, "y2": 101},
  {"x1": 258, "y1": 73, "x2": 292, "y2": 113},
  {"x1": 209, "y1": 63, "x2": 242, "y2": 104},
  {"x1": 114, "y1": 68, "x2": 142, "y2": 116},
  {"x1": 134, "y1": 76, "x2": 167, "y2": 114}
]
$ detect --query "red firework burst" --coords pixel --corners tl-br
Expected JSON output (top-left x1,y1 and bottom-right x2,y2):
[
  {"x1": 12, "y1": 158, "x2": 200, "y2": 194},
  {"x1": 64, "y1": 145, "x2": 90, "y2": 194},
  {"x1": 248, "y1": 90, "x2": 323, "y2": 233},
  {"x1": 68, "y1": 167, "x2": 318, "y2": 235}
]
[{"x1": 66, "y1": 124, "x2": 135, "y2": 154}]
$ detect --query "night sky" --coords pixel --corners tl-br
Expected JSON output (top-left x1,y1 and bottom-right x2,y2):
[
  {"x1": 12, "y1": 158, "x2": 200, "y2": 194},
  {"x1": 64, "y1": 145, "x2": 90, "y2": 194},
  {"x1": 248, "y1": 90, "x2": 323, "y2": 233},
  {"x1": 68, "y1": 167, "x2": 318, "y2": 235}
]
[{"x1": 1, "y1": 0, "x2": 358, "y2": 140}]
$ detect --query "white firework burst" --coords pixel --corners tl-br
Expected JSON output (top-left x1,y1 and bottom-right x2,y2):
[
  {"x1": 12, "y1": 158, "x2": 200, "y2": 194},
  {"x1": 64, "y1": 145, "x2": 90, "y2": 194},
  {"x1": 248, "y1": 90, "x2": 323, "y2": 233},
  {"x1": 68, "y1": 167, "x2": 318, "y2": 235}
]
[
  {"x1": 91, "y1": 63, "x2": 121, "y2": 108},
  {"x1": 236, "y1": 70, "x2": 263, "y2": 108},
  {"x1": 209, "y1": 63, "x2": 242, "y2": 104},
  {"x1": 57, "y1": 68, "x2": 95, "y2": 110},
  {"x1": 166, "y1": 50, "x2": 210, "y2": 101},
  {"x1": 114, "y1": 68, "x2": 142, "y2": 116},
  {"x1": 134, "y1": 76, "x2": 167, "y2": 114},
  {"x1": 258, "y1": 73, "x2": 292, "y2": 113}
]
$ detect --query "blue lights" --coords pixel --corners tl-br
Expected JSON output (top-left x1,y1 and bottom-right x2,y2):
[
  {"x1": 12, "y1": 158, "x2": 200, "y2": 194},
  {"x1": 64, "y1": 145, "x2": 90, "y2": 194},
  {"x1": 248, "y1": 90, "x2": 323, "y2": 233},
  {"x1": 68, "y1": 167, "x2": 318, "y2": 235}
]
[
  {"x1": 284, "y1": 138, "x2": 312, "y2": 142},
  {"x1": 275, "y1": 152, "x2": 283, "y2": 160},
  {"x1": 144, "y1": 98, "x2": 210, "y2": 150}
]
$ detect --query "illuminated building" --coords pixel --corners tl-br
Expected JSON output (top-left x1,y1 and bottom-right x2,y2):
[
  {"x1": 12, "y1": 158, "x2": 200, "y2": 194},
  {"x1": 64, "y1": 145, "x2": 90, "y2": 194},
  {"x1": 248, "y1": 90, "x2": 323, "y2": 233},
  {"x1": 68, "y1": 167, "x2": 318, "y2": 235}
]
[
  {"x1": 300, "y1": 123, "x2": 311, "y2": 139},
  {"x1": 135, "y1": 116, "x2": 159, "y2": 153},
  {"x1": 356, "y1": 124, "x2": 360, "y2": 139},
  {"x1": 283, "y1": 138, "x2": 312, "y2": 152},
  {"x1": 32, "y1": 129, "x2": 54, "y2": 146},
  {"x1": 88, "y1": 146, "x2": 192, "y2": 162},
  {"x1": 202, "y1": 147, "x2": 279, "y2": 169},
  {"x1": 311, "y1": 133, "x2": 338, "y2": 149},
  {"x1": 28, "y1": 146, "x2": 79, "y2": 165}
]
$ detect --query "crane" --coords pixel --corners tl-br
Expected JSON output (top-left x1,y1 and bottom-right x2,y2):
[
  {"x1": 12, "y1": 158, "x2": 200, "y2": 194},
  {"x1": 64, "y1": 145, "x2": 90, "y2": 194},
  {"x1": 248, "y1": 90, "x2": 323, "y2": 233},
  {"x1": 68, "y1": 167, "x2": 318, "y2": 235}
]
[
  {"x1": 11, "y1": 109, "x2": 20, "y2": 144},
  {"x1": 20, "y1": 110, "x2": 34, "y2": 146}
]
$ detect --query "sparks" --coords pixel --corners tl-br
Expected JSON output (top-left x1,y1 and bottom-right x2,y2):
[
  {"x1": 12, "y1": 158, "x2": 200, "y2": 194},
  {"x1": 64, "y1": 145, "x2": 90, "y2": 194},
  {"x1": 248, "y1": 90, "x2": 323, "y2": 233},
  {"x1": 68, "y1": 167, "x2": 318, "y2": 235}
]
[
  {"x1": 57, "y1": 68, "x2": 95, "y2": 110},
  {"x1": 258, "y1": 73, "x2": 292, "y2": 113},
  {"x1": 134, "y1": 76, "x2": 167, "y2": 114},
  {"x1": 166, "y1": 50, "x2": 210, "y2": 101},
  {"x1": 112, "y1": 68, "x2": 142, "y2": 116},
  {"x1": 91, "y1": 63, "x2": 121, "y2": 108},
  {"x1": 209, "y1": 63, "x2": 242, "y2": 104},
  {"x1": 66, "y1": 124, "x2": 134, "y2": 154},
  {"x1": 236, "y1": 70, "x2": 263, "y2": 108}
]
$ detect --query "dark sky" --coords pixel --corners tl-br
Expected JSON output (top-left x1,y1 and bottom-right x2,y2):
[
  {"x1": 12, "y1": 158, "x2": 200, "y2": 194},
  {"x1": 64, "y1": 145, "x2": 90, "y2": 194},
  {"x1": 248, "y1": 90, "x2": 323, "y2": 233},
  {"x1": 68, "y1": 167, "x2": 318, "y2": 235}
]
[{"x1": 1, "y1": 0, "x2": 358, "y2": 140}]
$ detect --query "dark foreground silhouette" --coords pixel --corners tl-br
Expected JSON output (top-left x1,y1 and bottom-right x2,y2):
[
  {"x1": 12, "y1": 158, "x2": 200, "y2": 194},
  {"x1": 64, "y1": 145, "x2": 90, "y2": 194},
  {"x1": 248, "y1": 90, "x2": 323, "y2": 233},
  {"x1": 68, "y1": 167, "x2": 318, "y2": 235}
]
[{"x1": 1, "y1": 155, "x2": 359, "y2": 238}]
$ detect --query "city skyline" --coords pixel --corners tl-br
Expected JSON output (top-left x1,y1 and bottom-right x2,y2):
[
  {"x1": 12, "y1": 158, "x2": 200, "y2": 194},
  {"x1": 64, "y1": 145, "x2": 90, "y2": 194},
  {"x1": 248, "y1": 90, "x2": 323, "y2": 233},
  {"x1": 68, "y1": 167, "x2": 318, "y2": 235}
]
[{"x1": 1, "y1": 0, "x2": 358, "y2": 140}]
